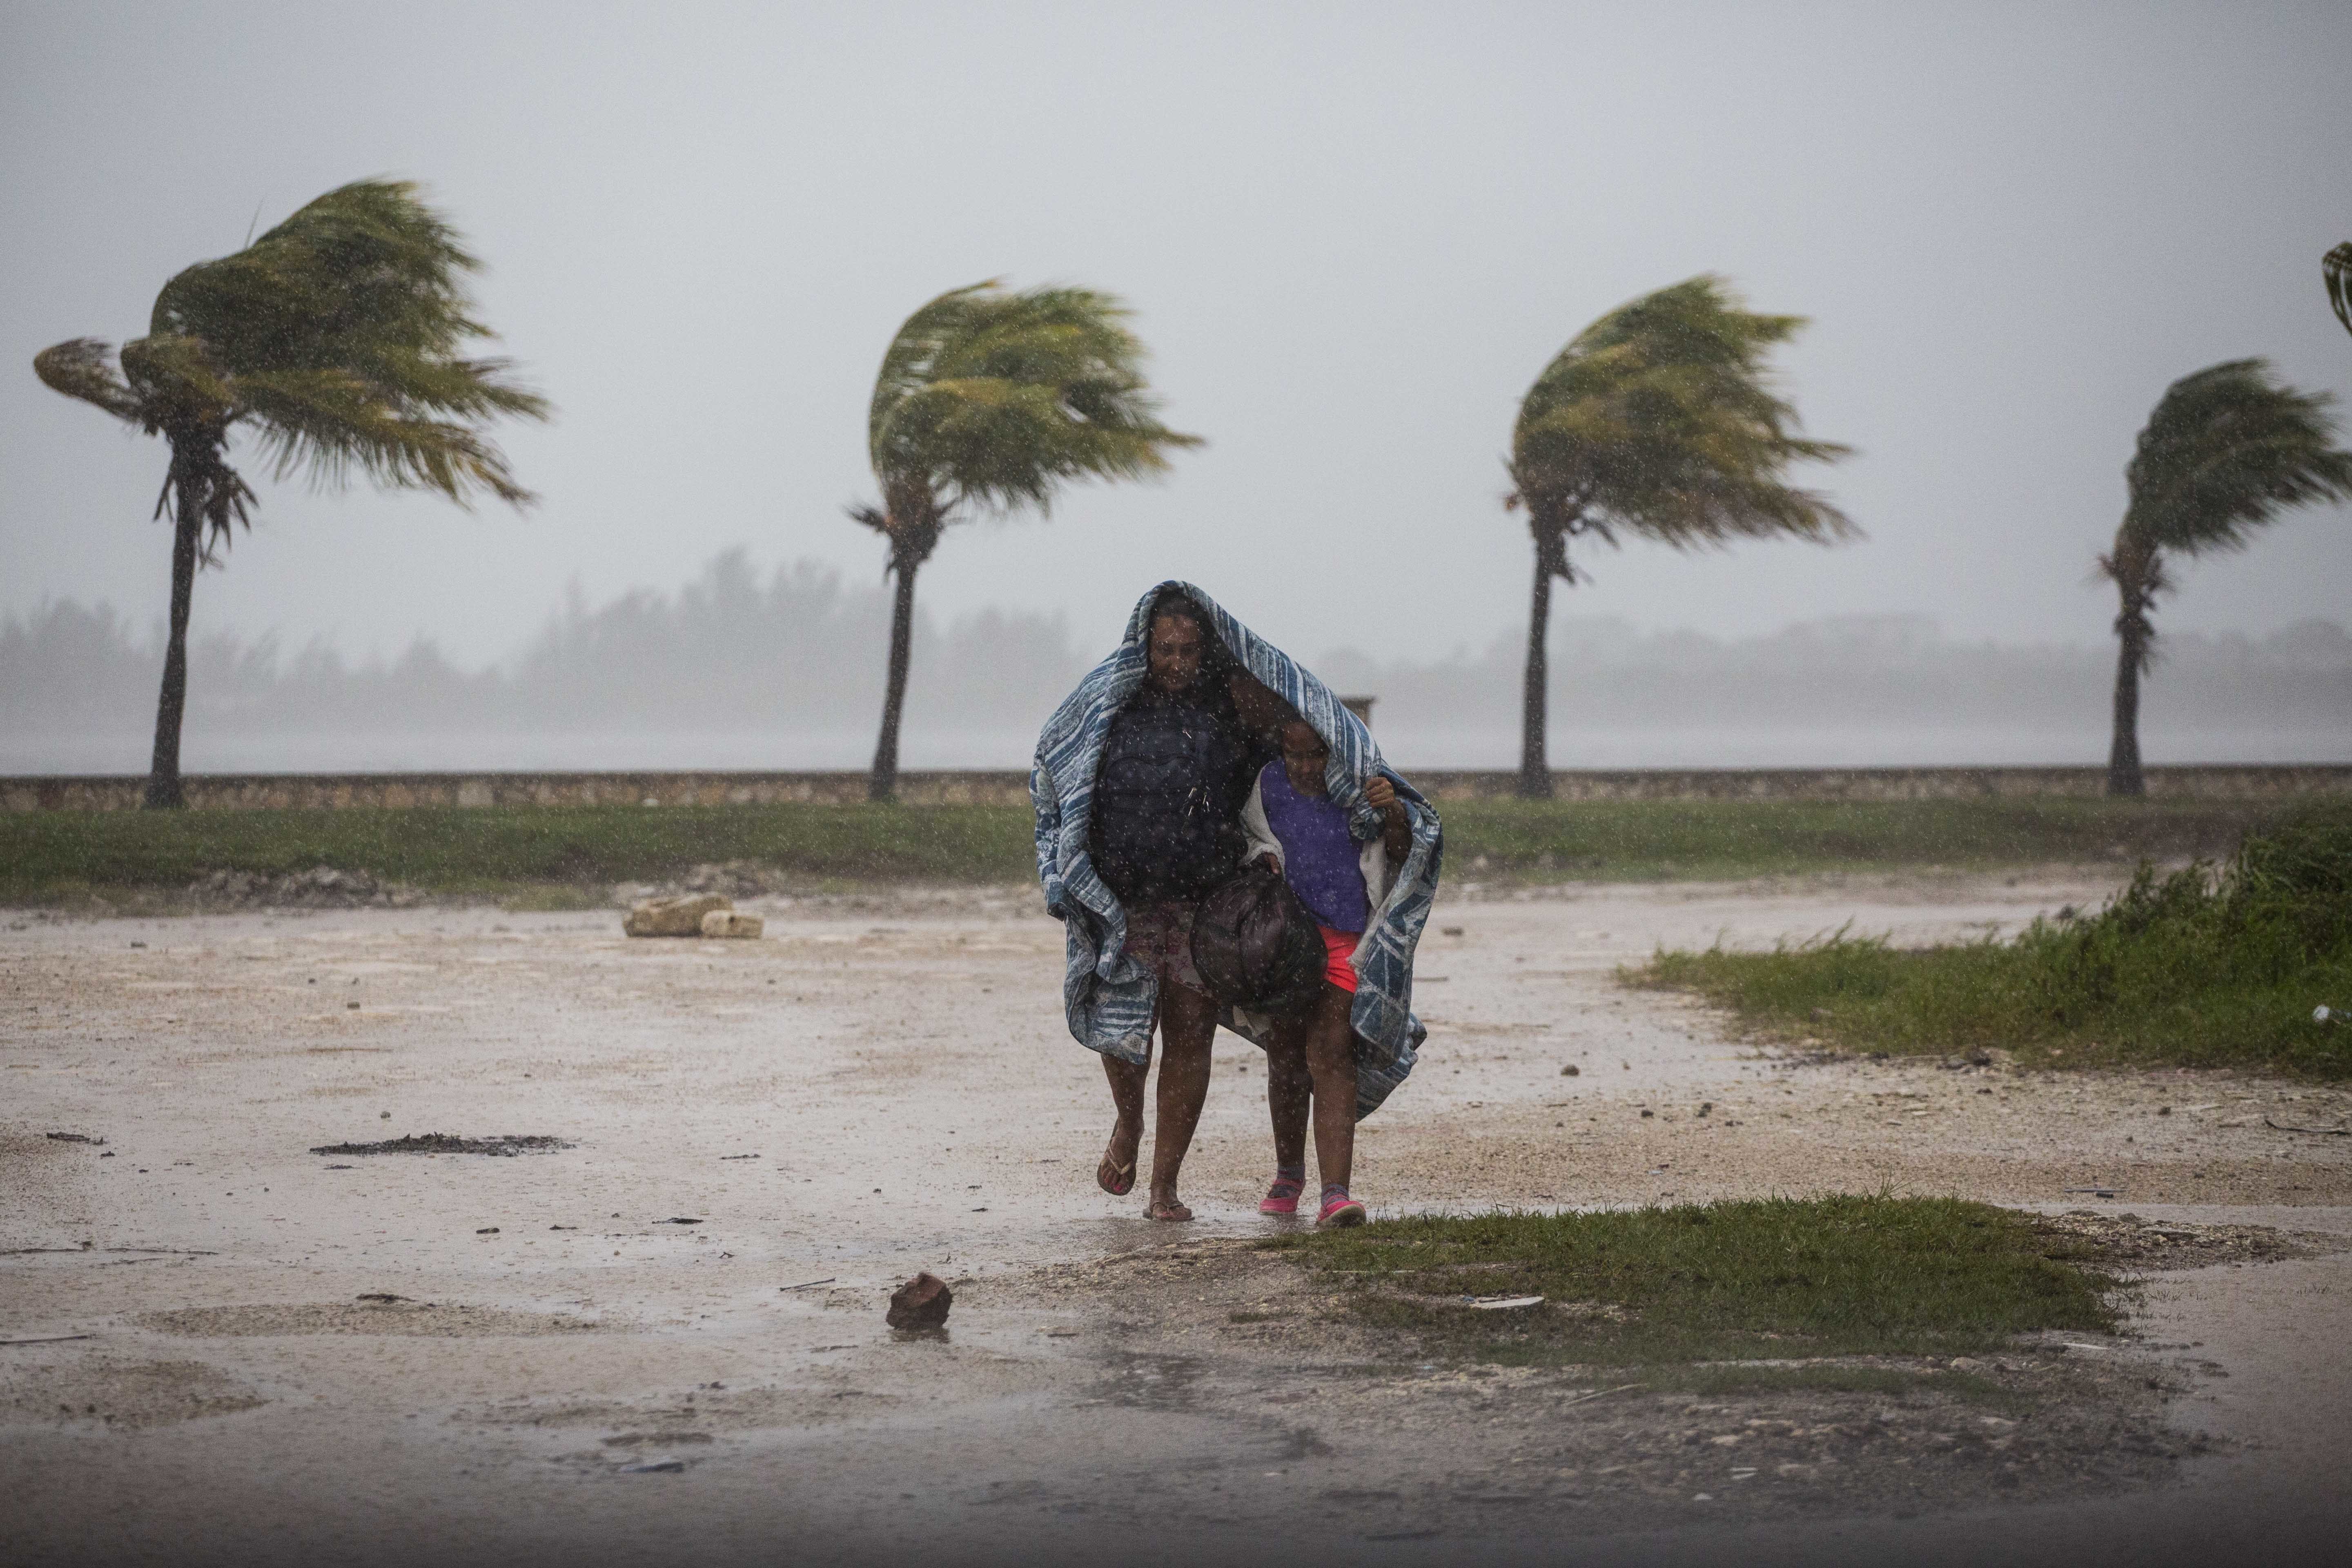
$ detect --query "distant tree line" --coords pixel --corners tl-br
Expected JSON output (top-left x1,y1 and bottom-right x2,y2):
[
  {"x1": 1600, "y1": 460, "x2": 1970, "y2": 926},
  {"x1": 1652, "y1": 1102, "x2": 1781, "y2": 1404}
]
[{"x1": 7, "y1": 560, "x2": 2345, "y2": 769}]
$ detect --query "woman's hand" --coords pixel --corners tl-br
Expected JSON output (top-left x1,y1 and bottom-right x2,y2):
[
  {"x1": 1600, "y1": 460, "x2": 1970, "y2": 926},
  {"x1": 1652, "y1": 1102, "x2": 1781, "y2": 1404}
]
[{"x1": 1363, "y1": 776, "x2": 1397, "y2": 810}]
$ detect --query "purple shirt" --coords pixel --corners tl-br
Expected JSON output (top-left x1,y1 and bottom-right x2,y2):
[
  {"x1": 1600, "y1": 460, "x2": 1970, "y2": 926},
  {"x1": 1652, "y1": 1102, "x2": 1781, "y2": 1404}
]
[{"x1": 1259, "y1": 761, "x2": 1370, "y2": 933}]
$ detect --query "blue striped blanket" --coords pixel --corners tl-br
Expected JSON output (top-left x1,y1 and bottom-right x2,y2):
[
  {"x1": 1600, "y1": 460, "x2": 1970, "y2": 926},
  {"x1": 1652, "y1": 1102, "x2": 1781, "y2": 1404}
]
[{"x1": 1030, "y1": 581, "x2": 1443, "y2": 1118}]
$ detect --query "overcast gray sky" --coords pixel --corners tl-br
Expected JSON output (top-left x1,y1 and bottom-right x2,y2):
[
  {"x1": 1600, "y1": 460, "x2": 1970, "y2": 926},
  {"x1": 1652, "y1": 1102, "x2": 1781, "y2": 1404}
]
[{"x1": 5, "y1": 0, "x2": 2348, "y2": 673}]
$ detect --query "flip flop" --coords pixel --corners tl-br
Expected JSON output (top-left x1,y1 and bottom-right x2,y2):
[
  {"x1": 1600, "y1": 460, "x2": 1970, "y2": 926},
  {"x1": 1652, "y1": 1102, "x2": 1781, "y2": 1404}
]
[
  {"x1": 1146, "y1": 1198, "x2": 1193, "y2": 1222},
  {"x1": 1096, "y1": 1149, "x2": 1136, "y2": 1197}
]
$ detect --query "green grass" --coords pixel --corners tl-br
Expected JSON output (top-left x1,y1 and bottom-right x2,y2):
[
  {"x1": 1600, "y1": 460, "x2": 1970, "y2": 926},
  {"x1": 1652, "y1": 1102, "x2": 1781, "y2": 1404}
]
[
  {"x1": 1442, "y1": 796, "x2": 2270, "y2": 881},
  {"x1": 0, "y1": 802, "x2": 1037, "y2": 903},
  {"x1": 1267, "y1": 1195, "x2": 2120, "y2": 1368},
  {"x1": 1634, "y1": 806, "x2": 2352, "y2": 1078},
  {"x1": 0, "y1": 796, "x2": 2290, "y2": 905}
]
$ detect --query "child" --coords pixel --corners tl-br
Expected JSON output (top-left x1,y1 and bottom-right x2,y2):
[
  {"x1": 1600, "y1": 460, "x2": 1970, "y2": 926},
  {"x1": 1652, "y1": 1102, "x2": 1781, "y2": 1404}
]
[{"x1": 1241, "y1": 718, "x2": 1412, "y2": 1226}]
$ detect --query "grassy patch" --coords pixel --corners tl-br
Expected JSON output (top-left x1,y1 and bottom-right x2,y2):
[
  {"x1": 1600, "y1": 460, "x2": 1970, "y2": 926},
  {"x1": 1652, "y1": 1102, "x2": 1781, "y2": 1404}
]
[
  {"x1": 0, "y1": 796, "x2": 2288, "y2": 903},
  {"x1": 1267, "y1": 1195, "x2": 2120, "y2": 1367},
  {"x1": 1633, "y1": 806, "x2": 2352, "y2": 1078},
  {"x1": 1443, "y1": 797, "x2": 2268, "y2": 882},
  {"x1": 0, "y1": 803, "x2": 1037, "y2": 902}
]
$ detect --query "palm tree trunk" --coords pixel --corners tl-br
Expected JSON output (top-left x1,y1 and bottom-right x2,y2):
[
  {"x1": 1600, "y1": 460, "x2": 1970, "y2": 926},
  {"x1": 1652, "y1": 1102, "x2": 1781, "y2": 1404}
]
[
  {"x1": 868, "y1": 550, "x2": 919, "y2": 803},
  {"x1": 1517, "y1": 536, "x2": 1555, "y2": 800},
  {"x1": 2107, "y1": 602, "x2": 2147, "y2": 799},
  {"x1": 144, "y1": 474, "x2": 202, "y2": 810}
]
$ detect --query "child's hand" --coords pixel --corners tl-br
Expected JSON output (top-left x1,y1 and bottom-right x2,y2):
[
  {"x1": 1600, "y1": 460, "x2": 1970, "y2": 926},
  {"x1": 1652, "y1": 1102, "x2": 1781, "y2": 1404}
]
[{"x1": 1363, "y1": 776, "x2": 1398, "y2": 810}]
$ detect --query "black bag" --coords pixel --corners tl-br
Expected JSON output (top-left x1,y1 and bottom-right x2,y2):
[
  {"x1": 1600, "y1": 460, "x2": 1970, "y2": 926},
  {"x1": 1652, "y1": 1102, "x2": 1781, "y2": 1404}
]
[
  {"x1": 1190, "y1": 867, "x2": 1328, "y2": 1013},
  {"x1": 1090, "y1": 695, "x2": 1246, "y2": 903}
]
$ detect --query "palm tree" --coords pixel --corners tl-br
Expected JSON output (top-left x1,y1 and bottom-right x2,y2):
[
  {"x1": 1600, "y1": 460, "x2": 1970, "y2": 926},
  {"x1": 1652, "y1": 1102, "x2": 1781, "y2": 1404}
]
[
  {"x1": 1505, "y1": 276, "x2": 1855, "y2": 798},
  {"x1": 2327, "y1": 243, "x2": 2352, "y2": 340},
  {"x1": 2101, "y1": 360, "x2": 2352, "y2": 797},
  {"x1": 851, "y1": 281, "x2": 1199, "y2": 802},
  {"x1": 34, "y1": 179, "x2": 547, "y2": 808}
]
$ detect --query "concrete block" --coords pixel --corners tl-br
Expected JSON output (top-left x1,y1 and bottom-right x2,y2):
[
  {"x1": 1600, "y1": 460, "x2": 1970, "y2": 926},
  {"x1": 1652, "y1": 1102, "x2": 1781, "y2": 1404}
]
[
  {"x1": 624, "y1": 893, "x2": 731, "y2": 937},
  {"x1": 700, "y1": 909, "x2": 764, "y2": 939}
]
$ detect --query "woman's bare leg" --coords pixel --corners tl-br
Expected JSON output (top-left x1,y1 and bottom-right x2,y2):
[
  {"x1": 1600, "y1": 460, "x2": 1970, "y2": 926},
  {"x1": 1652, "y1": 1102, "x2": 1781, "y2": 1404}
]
[
  {"x1": 1147, "y1": 983, "x2": 1218, "y2": 1220},
  {"x1": 1302, "y1": 984, "x2": 1358, "y2": 1195},
  {"x1": 1099, "y1": 1047, "x2": 1148, "y2": 1195}
]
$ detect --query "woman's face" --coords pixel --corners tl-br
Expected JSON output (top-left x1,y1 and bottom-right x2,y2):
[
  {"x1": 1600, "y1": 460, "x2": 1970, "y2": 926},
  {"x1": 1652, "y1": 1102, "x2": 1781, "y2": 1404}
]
[
  {"x1": 1279, "y1": 721, "x2": 1328, "y2": 796},
  {"x1": 1145, "y1": 612, "x2": 1206, "y2": 694}
]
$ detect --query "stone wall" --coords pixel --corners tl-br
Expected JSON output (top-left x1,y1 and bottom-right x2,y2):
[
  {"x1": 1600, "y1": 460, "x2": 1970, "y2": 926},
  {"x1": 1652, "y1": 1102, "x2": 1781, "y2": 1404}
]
[{"x1": 6, "y1": 763, "x2": 2348, "y2": 813}]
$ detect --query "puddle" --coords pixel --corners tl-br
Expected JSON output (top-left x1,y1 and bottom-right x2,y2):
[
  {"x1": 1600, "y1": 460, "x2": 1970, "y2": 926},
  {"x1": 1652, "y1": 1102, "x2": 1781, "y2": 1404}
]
[
  {"x1": 137, "y1": 1301, "x2": 606, "y2": 1337},
  {"x1": 1095, "y1": 1351, "x2": 1210, "y2": 1412},
  {"x1": 307, "y1": 1134, "x2": 575, "y2": 1157}
]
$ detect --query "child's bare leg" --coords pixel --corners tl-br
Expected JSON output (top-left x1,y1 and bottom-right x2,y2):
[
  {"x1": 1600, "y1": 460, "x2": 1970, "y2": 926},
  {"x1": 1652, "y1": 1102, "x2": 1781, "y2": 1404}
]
[
  {"x1": 1260, "y1": 1025, "x2": 1312, "y2": 1212},
  {"x1": 1264, "y1": 1031, "x2": 1312, "y2": 1174},
  {"x1": 1303, "y1": 983, "x2": 1359, "y2": 1196}
]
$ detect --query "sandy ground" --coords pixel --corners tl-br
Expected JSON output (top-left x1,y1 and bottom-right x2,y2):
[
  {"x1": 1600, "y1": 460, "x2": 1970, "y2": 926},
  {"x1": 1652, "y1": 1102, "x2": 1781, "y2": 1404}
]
[{"x1": 4, "y1": 873, "x2": 2350, "y2": 1567}]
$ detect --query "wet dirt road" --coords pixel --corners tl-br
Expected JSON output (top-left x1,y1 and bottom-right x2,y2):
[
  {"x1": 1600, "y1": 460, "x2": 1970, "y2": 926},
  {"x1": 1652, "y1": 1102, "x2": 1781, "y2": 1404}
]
[{"x1": 4, "y1": 875, "x2": 2348, "y2": 1566}]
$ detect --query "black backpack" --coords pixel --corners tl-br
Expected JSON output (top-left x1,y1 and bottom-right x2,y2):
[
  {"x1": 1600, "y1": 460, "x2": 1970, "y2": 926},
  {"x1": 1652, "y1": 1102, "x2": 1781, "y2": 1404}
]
[
  {"x1": 1190, "y1": 867, "x2": 1328, "y2": 1014},
  {"x1": 1090, "y1": 693, "x2": 1246, "y2": 903}
]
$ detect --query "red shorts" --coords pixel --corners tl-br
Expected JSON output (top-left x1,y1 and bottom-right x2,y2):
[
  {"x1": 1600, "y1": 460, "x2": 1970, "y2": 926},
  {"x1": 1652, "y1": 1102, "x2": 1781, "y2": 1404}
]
[{"x1": 1319, "y1": 925, "x2": 1361, "y2": 993}]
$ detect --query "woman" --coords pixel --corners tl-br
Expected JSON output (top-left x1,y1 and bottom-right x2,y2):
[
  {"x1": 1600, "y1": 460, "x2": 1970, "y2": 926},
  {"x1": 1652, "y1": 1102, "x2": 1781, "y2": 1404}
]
[{"x1": 1083, "y1": 590, "x2": 1282, "y2": 1220}]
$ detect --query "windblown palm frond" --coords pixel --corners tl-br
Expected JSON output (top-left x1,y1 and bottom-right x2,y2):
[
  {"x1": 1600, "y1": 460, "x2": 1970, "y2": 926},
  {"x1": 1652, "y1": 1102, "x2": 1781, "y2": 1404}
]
[
  {"x1": 1509, "y1": 275, "x2": 1855, "y2": 548},
  {"x1": 2121, "y1": 359, "x2": 2352, "y2": 557},
  {"x1": 33, "y1": 339, "x2": 145, "y2": 421},
  {"x1": 866, "y1": 281, "x2": 1199, "y2": 533},
  {"x1": 2327, "y1": 243, "x2": 2352, "y2": 340},
  {"x1": 37, "y1": 178, "x2": 547, "y2": 523},
  {"x1": 149, "y1": 179, "x2": 546, "y2": 504}
]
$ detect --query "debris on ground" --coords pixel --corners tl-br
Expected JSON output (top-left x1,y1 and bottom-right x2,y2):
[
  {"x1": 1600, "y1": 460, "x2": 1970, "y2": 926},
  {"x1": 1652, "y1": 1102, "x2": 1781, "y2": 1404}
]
[
  {"x1": 624, "y1": 893, "x2": 732, "y2": 937},
  {"x1": 307, "y1": 1134, "x2": 574, "y2": 1157},
  {"x1": 45, "y1": 1133, "x2": 105, "y2": 1146},
  {"x1": 2034, "y1": 1211, "x2": 2345, "y2": 1269},
  {"x1": 886, "y1": 1272, "x2": 953, "y2": 1330},
  {"x1": 2264, "y1": 1115, "x2": 2348, "y2": 1135},
  {"x1": 187, "y1": 867, "x2": 420, "y2": 909},
  {"x1": 699, "y1": 909, "x2": 764, "y2": 939}
]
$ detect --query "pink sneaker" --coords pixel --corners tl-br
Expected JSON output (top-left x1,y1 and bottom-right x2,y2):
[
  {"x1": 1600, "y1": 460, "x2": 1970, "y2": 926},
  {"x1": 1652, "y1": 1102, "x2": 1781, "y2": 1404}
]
[
  {"x1": 1316, "y1": 1195, "x2": 1366, "y2": 1228},
  {"x1": 1259, "y1": 1176, "x2": 1304, "y2": 1216}
]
